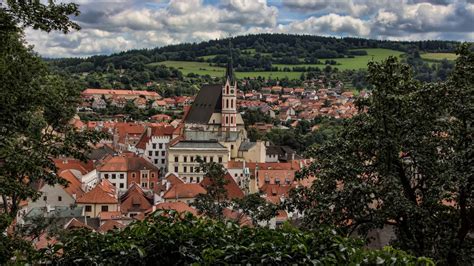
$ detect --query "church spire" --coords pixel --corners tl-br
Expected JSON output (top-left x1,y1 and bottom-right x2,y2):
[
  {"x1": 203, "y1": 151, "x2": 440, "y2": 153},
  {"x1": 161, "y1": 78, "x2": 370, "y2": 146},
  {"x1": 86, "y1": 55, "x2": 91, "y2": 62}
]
[{"x1": 225, "y1": 40, "x2": 235, "y2": 84}]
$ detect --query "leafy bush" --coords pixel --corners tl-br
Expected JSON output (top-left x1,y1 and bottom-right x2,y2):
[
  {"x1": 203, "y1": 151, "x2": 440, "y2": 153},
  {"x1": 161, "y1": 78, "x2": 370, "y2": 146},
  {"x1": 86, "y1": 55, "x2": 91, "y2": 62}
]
[{"x1": 42, "y1": 211, "x2": 433, "y2": 265}]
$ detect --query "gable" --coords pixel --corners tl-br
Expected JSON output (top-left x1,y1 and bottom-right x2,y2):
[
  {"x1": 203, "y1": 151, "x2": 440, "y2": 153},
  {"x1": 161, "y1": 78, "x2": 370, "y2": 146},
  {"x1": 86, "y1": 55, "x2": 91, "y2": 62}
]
[{"x1": 184, "y1": 84, "x2": 222, "y2": 124}]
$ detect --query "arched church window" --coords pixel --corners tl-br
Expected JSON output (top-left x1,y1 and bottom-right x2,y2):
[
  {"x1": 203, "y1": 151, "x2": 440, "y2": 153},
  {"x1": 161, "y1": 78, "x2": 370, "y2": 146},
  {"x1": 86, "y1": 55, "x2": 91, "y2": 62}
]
[
  {"x1": 226, "y1": 116, "x2": 229, "y2": 124},
  {"x1": 226, "y1": 99, "x2": 229, "y2": 108}
]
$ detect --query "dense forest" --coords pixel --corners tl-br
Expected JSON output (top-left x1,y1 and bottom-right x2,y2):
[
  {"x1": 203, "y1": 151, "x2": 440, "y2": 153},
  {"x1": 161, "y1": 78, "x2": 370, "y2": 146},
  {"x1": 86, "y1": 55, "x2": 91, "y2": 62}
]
[
  {"x1": 46, "y1": 34, "x2": 461, "y2": 92},
  {"x1": 49, "y1": 34, "x2": 460, "y2": 72}
]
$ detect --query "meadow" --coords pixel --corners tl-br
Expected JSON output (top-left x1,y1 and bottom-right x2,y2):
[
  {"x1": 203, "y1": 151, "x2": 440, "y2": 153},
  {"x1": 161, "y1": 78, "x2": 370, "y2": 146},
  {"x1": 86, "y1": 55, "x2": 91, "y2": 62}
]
[
  {"x1": 151, "y1": 48, "x2": 407, "y2": 79},
  {"x1": 420, "y1": 52, "x2": 458, "y2": 61}
]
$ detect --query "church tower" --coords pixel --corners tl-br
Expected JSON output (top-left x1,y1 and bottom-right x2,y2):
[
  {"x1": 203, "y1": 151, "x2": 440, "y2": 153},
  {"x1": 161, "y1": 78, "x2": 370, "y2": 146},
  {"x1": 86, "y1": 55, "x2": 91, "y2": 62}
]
[{"x1": 221, "y1": 42, "x2": 238, "y2": 132}]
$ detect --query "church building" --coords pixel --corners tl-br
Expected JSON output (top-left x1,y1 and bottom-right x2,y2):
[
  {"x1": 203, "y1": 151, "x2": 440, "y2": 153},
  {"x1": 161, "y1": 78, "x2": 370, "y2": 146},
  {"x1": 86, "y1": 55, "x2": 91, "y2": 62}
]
[{"x1": 167, "y1": 44, "x2": 266, "y2": 184}]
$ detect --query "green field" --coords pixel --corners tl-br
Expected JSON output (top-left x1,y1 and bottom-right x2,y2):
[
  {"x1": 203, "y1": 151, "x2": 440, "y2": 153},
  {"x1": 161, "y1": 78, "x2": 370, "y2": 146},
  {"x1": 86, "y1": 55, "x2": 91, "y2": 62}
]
[
  {"x1": 275, "y1": 48, "x2": 404, "y2": 71},
  {"x1": 149, "y1": 61, "x2": 303, "y2": 79},
  {"x1": 150, "y1": 48, "x2": 406, "y2": 79},
  {"x1": 420, "y1": 52, "x2": 457, "y2": 61}
]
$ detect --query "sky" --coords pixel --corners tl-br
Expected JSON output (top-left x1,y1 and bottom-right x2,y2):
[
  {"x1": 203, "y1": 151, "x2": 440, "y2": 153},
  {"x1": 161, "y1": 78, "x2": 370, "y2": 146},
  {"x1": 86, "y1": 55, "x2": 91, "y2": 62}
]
[{"x1": 24, "y1": 0, "x2": 474, "y2": 58}]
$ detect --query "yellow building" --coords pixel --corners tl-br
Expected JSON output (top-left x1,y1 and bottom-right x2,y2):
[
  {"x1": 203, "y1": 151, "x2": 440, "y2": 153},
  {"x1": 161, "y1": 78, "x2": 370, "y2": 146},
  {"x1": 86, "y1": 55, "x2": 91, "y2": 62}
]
[
  {"x1": 167, "y1": 140, "x2": 229, "y2": 183},
  {"x1": 75, "y1": 179, "x2": 119, "y2": 218}
]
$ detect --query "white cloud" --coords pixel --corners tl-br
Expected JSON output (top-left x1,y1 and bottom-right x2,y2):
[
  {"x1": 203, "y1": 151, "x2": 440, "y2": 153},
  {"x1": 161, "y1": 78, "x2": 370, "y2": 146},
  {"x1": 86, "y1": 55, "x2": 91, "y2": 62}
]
[
  {"x1": 284, "y1": 14, "x2": 371, "y2": 36},
  {"x1": 23, "y1": 0, "x2": 474, "y2": 57}
]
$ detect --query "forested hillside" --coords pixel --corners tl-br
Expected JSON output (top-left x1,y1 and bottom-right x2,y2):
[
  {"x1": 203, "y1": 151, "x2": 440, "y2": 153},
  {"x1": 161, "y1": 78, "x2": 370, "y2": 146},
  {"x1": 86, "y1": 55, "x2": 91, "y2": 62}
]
[{"x1": 47, "y1": 34, "x2": 461, "y2": 94}]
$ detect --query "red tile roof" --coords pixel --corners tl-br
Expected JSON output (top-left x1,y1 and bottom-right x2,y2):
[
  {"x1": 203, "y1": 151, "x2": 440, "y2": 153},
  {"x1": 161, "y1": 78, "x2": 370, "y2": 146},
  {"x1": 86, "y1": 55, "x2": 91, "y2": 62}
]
[
  {"x1": 82, "y1": 88, "x2": 160, "y2": 98},
  {"x1": 114, "y1": 122, "x2": 145, "y2": 144},
  {"x1": 98, "y1": 211, "x2": 124, "y2": 221},
  {"x1": 165, "y1": 173, "x2": 184, "y2": 186},
  {"x1": 76, "y1": 179, "x2": 117, "y2": 204},
  {"x1": 53, "y1": 158, "x2": 93, "y2": 175},
  {"x1": 153, "y1": 202, "x2": 198, "y2": 216},
  {"x1": 162, "y1": 183, "x2": 206, "y2": 199},
  {"x1": 201, "y1": 173, "x2": 244, "y2": 200},
  {"x1": 59, "y1": 170, "x2": 85, "y2": 198},
  {"x1": 97, "y1": 155, "x2": 159, "y2": 172},
  {"x1": 65, "y1": 218, "x2": 94, "y2": 231},
  {"x1": 135, "y1": 125, "x2": 175, "y2": 150},
  {"x1": 98, "y1": 220, "x2": 125, "y2": 233},
  {"x1": 120, "y1": 184, "x2": 153, "y2": 213}
]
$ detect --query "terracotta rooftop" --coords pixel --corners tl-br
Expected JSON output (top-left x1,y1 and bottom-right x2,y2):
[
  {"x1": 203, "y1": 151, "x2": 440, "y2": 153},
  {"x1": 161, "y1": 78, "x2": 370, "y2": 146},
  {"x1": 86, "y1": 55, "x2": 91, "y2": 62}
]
[
  {"x1": 98, "y1": 220, "x2": 125, "y2": 233},
  {"x1": 120, "y1": 184, "x2": 153, "y2": 213},
  {"x1": 201, "y1": 173, "x2": 244, "y2": 200},
  {"x1": 59, "y1": 170, "x2": 85, "y2": 198},
  {"x1": 82, "y1": 88, "x2": 160, "y2": 98},
  {"x1": 97, "y1": 155, "x2": 159, "y2": 172},
  {"x1": 65, "y1": 218, "x2": 94, "y2": 231},
  {"x1": 76, "y1": 179, "x2": 117, "y2": 204},
  {"x1": 162, "y1": 183, "x2": 206, "y2": 199},
  {"x1": 165, "y1": 173, "x2": 184, "y2": 186},
  {"x1": 152, "y1": 202, "x2": 198, "y2": 216},
  {"x1": 135, "y1": 125, "x2": 175, "y2": 150}
]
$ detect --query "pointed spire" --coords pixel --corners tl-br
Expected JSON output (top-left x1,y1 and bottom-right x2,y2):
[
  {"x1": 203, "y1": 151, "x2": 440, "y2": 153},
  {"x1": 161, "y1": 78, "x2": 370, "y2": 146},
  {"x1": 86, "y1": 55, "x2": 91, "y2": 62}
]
[{"x1": 225, "y1": 39, "x2": 235, "y2": 84}]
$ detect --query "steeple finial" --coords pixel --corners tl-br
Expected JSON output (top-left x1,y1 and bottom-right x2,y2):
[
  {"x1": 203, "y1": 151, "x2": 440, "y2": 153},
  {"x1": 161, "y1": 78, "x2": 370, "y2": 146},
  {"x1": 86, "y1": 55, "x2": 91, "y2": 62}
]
[{"x1": 225, "y1": 39, "x2": 235, "y2": 84}]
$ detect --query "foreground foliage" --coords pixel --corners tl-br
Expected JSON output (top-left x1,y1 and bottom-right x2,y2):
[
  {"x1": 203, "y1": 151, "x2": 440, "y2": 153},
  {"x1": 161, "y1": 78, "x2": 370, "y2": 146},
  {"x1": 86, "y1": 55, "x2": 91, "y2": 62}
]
[
  {"x1": 40, "y1": 211, "x2": 433, "y2": 265},
  {"x1": 289, "y1": 45, "x2": 473, "y2": 265}
]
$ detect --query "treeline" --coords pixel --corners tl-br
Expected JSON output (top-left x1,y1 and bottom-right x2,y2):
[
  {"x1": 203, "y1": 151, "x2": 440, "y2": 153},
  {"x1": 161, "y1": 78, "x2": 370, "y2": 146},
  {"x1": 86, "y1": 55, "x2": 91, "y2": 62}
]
[{"x1": 48, "y1": 34, "x2": 460, "y2": 74}]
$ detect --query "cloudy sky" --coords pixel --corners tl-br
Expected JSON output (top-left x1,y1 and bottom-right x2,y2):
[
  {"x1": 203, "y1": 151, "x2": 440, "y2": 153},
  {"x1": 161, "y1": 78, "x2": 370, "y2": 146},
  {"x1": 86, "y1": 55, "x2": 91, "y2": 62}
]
[{"x1": 25, "y1": 0, "x2": 474, "y2": 58}]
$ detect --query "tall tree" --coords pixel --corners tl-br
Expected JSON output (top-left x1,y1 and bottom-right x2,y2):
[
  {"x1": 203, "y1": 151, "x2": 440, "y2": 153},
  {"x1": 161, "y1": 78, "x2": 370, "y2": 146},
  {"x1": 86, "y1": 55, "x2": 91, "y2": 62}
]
[
  {"x1": 192, "y1": 160, "x2": 229, "y2": 220},
  {"x1": 288, "y1": 45, "x2": 473, "y2": 264},
  {"x1": 0, "y1": 0, "x2": 103, "y2": 242}
]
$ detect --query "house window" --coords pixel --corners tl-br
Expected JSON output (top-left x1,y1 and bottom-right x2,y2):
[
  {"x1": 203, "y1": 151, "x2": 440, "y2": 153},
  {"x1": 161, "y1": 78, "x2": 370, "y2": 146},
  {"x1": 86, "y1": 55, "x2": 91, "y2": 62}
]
[
  {"x1": 159, "y1": 143, "x2": 163, "y2": 149},
  {"x1": 148, "y1": 151, "x2": 152, "y2": 156},
  {"x1": 142, "y1": 173, "x2": 148, "y2": 179},
  {"x1": 150, "y1": 182, "x2": 154, "y2": 189},
  {"x1": 231, "y1": 99, "x2": 234, "y2": 108},
  {"x1": 226, "y1": 99, "x2": 229, "y2": 108},
  {"x1": 218, "y1": 156, "x2": 223, "y2": 163},
  {"x1": 151, "y1": 173, "x2": 155, "y2": 178},
  {"x1": 197, "y1": 177, "x2": 200, "y2": 183},
  {"x1": 231, "y1": 145, "x2": 234, "y2": 150},
  {"x1": 161, "y1": 159, "x2": 165, "y2": 164},
  {"x1": 190, "y1": 156, "x2": 194, "y2": 162},
  {"x1": 85, "y1": 205, "x2": 92, "y2": 212},
  {"x1": 101, "y1": 206, "x2": 108, "y2": 212},
  {"x1": 142, "y1": 182, "x2": 148, "y2": 188},
  {"x1": 112, "y1": 174, "x2": 116, "y2": 179},
  {"x1": 58, "y1": 196, "x2": 62, "y2": 202},
  {"x1": 152, "y1": 143, "x2": 156, "y2": 149},
  {"x1": 155, "y1": 151, "x2": 159, "y2": 156},
  {"x1": 154, "y1": 159, "x2": 158, "y2": 164},
  {"x1": 210, "y1": 156, "x2": 214, "y2": 162},
  {"x1": 104, "y1": 174, "x2": 109, "y2": 179},
  {"x1": 190, "y1": 177, "x2": 194, "y2": 183},
  {"x1": 184, "y1": 156, "x2": 187, "y2": 162},
  {"x1": 161, "y1": 151, "x2": 165, "y2": 156},
  {"x1": 203, "y1": 156, "x2": 207, "y2": 162},
  {"x1": 231, "y1": 116, "x2": 233, "y2": 124},
  {"x1": 120, "y1": 174, "x2": 124, "y2": 179},
  {"x1": 43, "y1": 196, "x2": 47, "y2": 201},
  {"x1": 183, "y1": 166, "x2": 187, "y2": 173},
  {"x1": 120, "y1": 183, "x2": 124, "y2": 189},
  {"x1": 174, "y1": 156, "x2": 178, "y2": 162},
  {"x1": 226, "y1": 116, "x2": 229, "y2": 124},
  {"x1": 174, "y1": 166, "x2": 178, "y2": 172},
  {"x1": 132, "y1": 173, "x2": 136, "y2": 178},
  {"x1": 190, "y1": 167, "x2": 194, "y2": 173}
]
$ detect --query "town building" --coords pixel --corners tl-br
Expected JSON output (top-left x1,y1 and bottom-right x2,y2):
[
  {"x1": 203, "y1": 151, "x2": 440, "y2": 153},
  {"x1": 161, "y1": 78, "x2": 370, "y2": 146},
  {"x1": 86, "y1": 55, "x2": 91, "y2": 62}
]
[{"x1": 96, "y1": 154, "x2": 160, "y2": 192}]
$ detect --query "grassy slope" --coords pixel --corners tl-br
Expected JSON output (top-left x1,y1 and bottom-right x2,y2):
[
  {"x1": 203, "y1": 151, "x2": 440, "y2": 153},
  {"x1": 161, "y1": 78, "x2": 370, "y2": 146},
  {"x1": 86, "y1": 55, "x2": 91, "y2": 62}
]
[
  {"x1": 150, "y1": 48, "x2": 406, "y2": 79},
  {"x1": 420, "y1": 52, "x2": 457, "y2": 61},
  {"x1": 275, "y1": 48, "x2": 404, "y2": 71}
]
